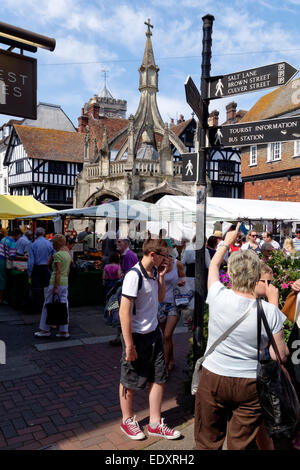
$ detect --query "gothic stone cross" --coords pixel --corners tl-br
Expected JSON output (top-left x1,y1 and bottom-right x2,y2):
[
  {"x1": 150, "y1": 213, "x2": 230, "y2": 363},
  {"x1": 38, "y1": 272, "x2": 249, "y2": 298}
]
[{"x1": 144, "y1": 18, "x2": 153, "y2": 36}]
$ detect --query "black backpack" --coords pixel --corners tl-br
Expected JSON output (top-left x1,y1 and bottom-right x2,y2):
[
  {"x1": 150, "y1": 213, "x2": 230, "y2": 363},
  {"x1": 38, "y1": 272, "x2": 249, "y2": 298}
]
[{"x1": 104, "y1": 267, "x2": 143, "y2": 327}]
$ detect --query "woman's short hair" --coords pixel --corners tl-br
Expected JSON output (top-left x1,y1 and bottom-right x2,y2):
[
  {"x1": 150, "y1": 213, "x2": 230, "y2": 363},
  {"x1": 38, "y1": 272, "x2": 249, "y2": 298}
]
[
  {"x1": 260, "y1": 262, "x2": 273, "y2": 276},
  {"x1": 261, "y1": 242, "x2": 274, "y2": 253},
  {"x1": 142, "y1": 238, "x2": 168, "y2": 255},
  {"x1": 53, "y1": 234, "x2": 66, "y2": 249},
  {"x1": 228, "y1": 250, "x2": 261, "y2": 293}
]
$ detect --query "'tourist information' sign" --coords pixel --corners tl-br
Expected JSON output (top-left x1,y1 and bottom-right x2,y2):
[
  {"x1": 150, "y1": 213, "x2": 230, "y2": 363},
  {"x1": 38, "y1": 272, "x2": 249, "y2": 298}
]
[
  {"x1": 209, "y1": 62, "x2": 298, "y2": 99},
  {"x1": 208, "y1": 116, "x2": 300, "y2": 148},
  {"x1": 0, "y1": 49, "x2": 37, "y2": 119}
]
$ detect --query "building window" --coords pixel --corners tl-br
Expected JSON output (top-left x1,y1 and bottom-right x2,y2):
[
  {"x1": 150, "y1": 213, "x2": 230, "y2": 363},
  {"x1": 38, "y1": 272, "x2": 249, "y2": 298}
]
[
  {"x1": 268, "y1": 142, "x2": 281, "y2": 162},
  {"x1": 294, "y1": 140, "x2": 300, "y2": 157},
  {"x1": 250, "y1": 145, "x2": 257, "y2": 166},
  {"x1": 49, "y1": 161, "x2": 67, "y2": 174},
  {"x1": 15, "y1": 160, "x2": 24, "y2": 174},
  {"x1": 3, "y1": 178, "x2": 7, "y2": 194},
  {"x1": 48, "y1": 188, "x2": 66, "y2": 202}
]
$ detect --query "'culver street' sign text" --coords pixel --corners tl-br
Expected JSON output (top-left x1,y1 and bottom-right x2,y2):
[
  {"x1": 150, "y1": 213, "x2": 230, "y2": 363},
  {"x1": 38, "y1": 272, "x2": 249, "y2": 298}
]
[
  {"x1": 209, "y1": 62, "x2": 298, "y2": 99},
  {"x1": 208, "y1": 116, "x2": 300, "y2": 148}
]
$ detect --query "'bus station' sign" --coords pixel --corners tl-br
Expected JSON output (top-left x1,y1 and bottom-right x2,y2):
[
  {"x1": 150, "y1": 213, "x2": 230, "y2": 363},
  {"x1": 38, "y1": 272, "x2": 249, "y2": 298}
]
[
  {"x1": 208, "y1": 116, "x2": 300, "y2": 148},
  {"x1": 209, "y1": 62, "x2": 298, "y2": 99},
  {"x1": 0, "y1": 49, "x2": 37, "y2": 119}
]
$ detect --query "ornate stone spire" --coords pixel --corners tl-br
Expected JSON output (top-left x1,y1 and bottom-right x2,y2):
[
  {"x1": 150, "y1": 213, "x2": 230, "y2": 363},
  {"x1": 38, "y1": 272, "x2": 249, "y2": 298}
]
[{"x1": 139, "y1": 18, "x2": 159, "y2": 92}]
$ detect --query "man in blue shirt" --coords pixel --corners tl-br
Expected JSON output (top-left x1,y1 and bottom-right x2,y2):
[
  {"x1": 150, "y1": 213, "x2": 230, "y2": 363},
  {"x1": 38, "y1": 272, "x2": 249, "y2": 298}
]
[
  {"x1": 28, "y1": 227, "x2": 53, "y2": 314},
  {"x1": 293, "y1": 229, "x2": 300, "y2": 252},
  {"x1": 16, "y1": 230, "x2": 32, "y2": 258}
]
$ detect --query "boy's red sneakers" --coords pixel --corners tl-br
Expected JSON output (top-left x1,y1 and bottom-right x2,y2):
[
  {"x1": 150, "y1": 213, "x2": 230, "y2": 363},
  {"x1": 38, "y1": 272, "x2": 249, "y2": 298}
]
[
  {"x1": 120, "y1": 416, "x2": 145, "y2": 440},
  {"x1": 147, "y1": 418, "x2": 181, "y2": 439}
]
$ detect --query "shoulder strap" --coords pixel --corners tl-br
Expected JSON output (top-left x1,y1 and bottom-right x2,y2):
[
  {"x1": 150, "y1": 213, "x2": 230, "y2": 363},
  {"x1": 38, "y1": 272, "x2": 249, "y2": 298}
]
[
  {"x1": 129, "y1": 267, "x2": 143, "y2": 290},
  {"x1": 127, "y1": 267, "x2": 143, "y2": 316},
  {"x1": 196, "y1": 301, "x2": 254, "y2": 369},
  {"x1": 256, "y1": 298, "x2": 283, "y2": 364}
]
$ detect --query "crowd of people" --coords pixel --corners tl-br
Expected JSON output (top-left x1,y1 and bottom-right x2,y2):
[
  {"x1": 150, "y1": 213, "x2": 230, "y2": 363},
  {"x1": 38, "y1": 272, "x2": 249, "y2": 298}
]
[{"x1": 0, "y1": 222, "x2": 299, "y2": 448}]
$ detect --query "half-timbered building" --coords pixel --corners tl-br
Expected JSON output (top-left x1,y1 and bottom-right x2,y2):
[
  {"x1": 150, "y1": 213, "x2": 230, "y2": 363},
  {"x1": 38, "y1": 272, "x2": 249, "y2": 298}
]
[
  {"x1": 4, "y1": 125, "x2": 84, "y2": 209},
  {"x1": 3, "y1": 103, "x2": 84, "y2": 209}
]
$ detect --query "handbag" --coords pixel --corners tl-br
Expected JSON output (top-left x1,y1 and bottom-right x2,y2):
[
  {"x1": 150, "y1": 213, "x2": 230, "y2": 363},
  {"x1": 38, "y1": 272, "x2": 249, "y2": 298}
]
[
  {"x1": 46, "y1": 294, "x2": 68, "y2": 326},
  {"x1": 285, "y1": 293, "x2": 300, "y2": 400},
  {"x1": 173, "y1": 286, "x2": 194, "y2": 308},
  {"x1": 256, "y1": 298, "x2": 300, "y2": 439},
  {"x1": 191, "y1": 302, "x2": 254, "y2": 395},
  {"x1": 282, "y1": 291, "x2": 297, "y2": 322}
]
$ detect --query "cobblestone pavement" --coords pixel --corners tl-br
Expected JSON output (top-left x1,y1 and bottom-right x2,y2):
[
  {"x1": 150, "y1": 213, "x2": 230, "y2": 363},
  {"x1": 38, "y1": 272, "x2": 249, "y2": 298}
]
[{"x1": 0, "y1": 304, "x2": 194, "y2": 450}]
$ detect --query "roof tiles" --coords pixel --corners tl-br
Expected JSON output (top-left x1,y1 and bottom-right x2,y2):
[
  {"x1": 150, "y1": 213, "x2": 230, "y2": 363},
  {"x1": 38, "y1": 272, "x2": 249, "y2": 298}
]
[{"x1": 14, "y1": 125, "x2": 84, "y2": 163}]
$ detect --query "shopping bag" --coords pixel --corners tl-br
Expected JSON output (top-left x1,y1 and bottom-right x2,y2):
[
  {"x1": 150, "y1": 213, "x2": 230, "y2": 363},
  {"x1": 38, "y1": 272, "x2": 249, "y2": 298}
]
[{"x1": 46, "y1": 294, "x2": 68, "y2": 325}]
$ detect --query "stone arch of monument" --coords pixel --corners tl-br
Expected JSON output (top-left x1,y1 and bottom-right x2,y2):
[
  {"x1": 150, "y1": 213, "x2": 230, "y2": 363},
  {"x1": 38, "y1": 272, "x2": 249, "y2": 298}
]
[
  {"x1": 139, "y1": 181, "x2": 190, "y2": 203},
  {"x1": 84, "y1": 189, "x2": 120, "y2": 207}
]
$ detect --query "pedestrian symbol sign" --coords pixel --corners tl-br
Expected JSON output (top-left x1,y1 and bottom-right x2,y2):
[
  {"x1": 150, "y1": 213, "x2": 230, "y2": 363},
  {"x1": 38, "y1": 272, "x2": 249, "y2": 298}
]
[
  {"x1": 182, "y1": 152, "x2": 198, "y2": 182},
  {"x1": 209, "y1": 62, "x2": 298, "y2": 100}
]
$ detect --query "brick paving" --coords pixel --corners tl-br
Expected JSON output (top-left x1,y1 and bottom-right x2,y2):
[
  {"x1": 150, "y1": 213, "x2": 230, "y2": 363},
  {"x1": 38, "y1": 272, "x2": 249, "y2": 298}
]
[{"x1": 0, "y1": 332, "x2": 194, "y2": 450}]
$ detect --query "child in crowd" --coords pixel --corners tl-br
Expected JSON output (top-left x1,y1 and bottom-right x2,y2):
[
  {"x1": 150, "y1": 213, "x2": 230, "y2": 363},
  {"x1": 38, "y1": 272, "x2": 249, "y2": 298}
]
[{"x1": 102, "y1": 252, "x2": 121, "y2": 300}]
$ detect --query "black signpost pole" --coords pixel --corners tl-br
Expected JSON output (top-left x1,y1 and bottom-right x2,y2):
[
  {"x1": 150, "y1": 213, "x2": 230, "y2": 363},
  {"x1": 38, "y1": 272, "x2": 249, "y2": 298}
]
[{"x1": 193, "y1": 14, "x2": 214, "y2": 365}]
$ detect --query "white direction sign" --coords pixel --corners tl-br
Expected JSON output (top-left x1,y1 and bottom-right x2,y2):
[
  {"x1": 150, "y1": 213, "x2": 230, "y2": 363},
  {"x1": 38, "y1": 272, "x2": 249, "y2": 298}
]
[
  {"x1": 209, "y1": 62, "x2": 298, "y2": 99},
  {"x1": 208, "y1": 116, "x2": 300, "y2": 148}
]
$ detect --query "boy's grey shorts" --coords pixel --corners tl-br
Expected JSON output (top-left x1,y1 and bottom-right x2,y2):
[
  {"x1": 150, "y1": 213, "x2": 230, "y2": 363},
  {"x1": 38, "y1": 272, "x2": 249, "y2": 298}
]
[{"x1": 120, "y1": 326, "x2": 167, "y2": 390}]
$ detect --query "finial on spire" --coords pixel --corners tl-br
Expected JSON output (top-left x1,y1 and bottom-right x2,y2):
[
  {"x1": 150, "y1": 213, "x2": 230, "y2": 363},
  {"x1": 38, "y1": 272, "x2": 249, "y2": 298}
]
[{"x1": 144, "y1": 18, "x2": 153, "y2": 37}]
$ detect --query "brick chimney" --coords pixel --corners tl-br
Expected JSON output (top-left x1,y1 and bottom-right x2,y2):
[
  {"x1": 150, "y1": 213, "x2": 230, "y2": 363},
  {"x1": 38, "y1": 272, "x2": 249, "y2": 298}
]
[
  {"x1": 78, "y1": 108, "x2": 89, "y2": 133},
  {"x1": 226, "y1": 102, "x2": 237, "y2": 123},
  {"x1": 209, "y1": 109, "x2": 219, "y2": 127},
  {"x1": 87, "y1": 96, "x2": 100, "y2": 120}
]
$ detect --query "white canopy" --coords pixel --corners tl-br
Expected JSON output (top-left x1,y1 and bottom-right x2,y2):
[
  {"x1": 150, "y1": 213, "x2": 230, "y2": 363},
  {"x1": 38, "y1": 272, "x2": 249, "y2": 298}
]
[
  {"x1": 147, "y1": 195, "x2": 300, "y2": 241},
  {"x1": 22, "y1": 200, "x2": 157, "y2": 221}
]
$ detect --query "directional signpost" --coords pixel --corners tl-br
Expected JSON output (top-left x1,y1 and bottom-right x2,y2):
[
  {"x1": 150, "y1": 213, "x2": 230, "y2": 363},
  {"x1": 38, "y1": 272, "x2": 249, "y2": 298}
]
[
  {"x1": 185, "y1": 75, "x2": 202, "y2": 120},
  {"x1": 209, "y1": 62, "x2": 298, "y2": 99},
  {"x1": 208, "y1": 115, "x2": 300, "y2": 148},
  {"x1": 184, "y1": 16, "x2": 298, "y2": 366}
]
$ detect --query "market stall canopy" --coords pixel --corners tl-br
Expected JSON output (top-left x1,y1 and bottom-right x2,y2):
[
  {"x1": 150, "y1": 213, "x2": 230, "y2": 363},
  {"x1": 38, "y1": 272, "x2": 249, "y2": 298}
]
[
  {"x1": 21, "y1": 199, "x2": 158, "y2": 221},
  {"x1": 155, "y1": 196, "x2": 300, "y2": 222},
  {"x1": 0, "y1": 195, "x2": 56, "y2": 220},
  {"x1": 147, "y1": 195, "x2": 300, "y2": 241}
]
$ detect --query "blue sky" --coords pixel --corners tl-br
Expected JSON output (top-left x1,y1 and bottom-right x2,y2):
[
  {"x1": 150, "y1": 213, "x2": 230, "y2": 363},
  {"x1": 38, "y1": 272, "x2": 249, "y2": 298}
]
[{"x1": 1, "y1": 0, "x2": 300, "y2": 128}]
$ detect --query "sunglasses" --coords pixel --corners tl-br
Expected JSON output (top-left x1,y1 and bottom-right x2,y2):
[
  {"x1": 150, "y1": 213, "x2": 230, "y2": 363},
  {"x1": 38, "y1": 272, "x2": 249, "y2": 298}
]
[
  {"x1": 250, "y1": 234, "x2": 257, "y2": 237},
  {"x1": 153, "y1": 251, "x2": 168, "y2": 258},
  {"x1": 259, "y1": 279, "x2": 272, "y2": 285}
]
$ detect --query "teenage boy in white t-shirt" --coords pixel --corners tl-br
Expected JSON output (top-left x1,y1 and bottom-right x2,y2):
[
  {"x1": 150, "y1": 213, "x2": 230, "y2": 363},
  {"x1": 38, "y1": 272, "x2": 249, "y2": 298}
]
[{"x1": 119, "y1": 238, "x2": 181, "y2": 441}]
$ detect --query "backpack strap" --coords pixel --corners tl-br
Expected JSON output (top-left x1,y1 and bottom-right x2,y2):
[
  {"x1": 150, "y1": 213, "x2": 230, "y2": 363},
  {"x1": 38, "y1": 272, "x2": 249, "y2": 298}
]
[
  {"x1": 129, "y1": 267, "x2": 143, "y2": 291},
  {"x1": 127, "y1": 267, "x2": 143, "y2": 315}
]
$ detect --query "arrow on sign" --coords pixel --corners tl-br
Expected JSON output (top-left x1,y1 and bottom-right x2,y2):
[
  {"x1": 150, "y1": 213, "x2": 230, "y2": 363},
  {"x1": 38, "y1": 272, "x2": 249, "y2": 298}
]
[
  {"x1": 208, "y1": 116, "x2": 300, "y2": 148},
  {"x1": 209, "y1": 62, "x2": 298, "y2": 99},
  {"x1": 185, "y1": 76, "x2": 202, "y2": 120}
]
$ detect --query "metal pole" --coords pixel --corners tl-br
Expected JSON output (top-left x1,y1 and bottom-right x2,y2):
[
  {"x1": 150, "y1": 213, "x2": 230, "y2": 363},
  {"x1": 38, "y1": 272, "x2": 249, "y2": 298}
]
[{"x1": 193, "y1": 14, "x2": 214, "y2": 365}]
